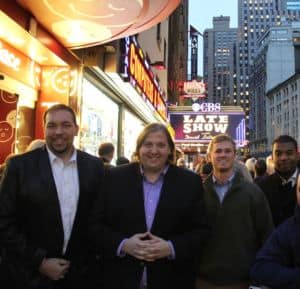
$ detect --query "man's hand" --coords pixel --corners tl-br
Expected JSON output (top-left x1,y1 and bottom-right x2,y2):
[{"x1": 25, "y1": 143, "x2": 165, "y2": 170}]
[
  {"x1": 143, "y1": 233, "x2": 172, "y2": 262},
  {"x1": 38, "y1": 258, "x2": 70, "y2": 281},
  {"x1": 122, "y1": 233, "x2": 152, "y2": 260}
]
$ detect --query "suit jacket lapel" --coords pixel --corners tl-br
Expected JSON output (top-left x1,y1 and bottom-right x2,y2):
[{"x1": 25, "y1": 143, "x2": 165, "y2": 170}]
[
  {"x1": 151, "y1": 166, "x2": 175, "y2": 233},
  {"x1": 132, "y1": 164, "x2": 148, "y2": 232},
  {"x1": 67, "y1": 151, "x2": 88, "y2": 246}
]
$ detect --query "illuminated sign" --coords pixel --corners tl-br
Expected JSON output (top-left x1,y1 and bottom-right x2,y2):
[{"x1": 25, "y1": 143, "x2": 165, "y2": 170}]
[
  {"x1": 192, "y1": 102, "x2": 220, "y2": 112},
  {"x1": 0, "y1": 40, "x2": 40, "y2": 89},
  {"x1": 169, "y1": 111, "x2": 246, "y2": 147},
  {"x1": 121, "y1": 36, "x2": 167, "y2": 121},
  {"x1": 0, "y1": 41, "x2": 20, "y2": 71},
  {"x1": 183, "y1": 80, "x2": 206, "y2": 99}
]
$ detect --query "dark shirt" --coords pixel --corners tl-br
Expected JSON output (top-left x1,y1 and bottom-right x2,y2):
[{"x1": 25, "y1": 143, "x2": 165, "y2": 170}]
[{"x1": 257, "y1": 171, "x2": 298, "y2": 227}]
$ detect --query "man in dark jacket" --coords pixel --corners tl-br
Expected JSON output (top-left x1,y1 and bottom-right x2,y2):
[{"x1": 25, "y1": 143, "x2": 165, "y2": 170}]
[
  {"x1": 0, "y1": 104, "x2": 104, "y2": 289},
  {"x1": 197, "y1": 134, "x2": 273, "y2": 289},
  {"x1": 251, "y1": 174, "x2": 300, "y2": 289},
  {"x1": 90, "y1": 123, "x2": 209, "y2": 289},
  {"x1": 257, "y1": 135, "x2": 299, "y2": 227}
]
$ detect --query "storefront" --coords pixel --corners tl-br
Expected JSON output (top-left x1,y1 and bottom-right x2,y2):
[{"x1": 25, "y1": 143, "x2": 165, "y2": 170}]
[
  {"x1": 116, "y1": 35, "x2": 168, "y2": 158},
  {"x1": 0, "y1": 7, "x2": 80, "y2": 163},
  {"x1": 123, "y1": 109, "x2": 145, "y2": 160},
  {"x1": 78, "y1": 35, "x2": 168, "y2": 160},
  {"x1": 79, "y1": 68, "x2": 148, "y2": 162},
  {"x1": 79, "y1": 77, "x2": 119, "y2": 158}
]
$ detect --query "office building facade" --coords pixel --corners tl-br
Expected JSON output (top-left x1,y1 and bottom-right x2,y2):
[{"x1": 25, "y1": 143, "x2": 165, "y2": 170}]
[
  {"x1": 238, "y1": 0, "x2": 300, "y2": 144},
  {"x1": 203, "y1": 16, "x2": 238, "y2": 105}
]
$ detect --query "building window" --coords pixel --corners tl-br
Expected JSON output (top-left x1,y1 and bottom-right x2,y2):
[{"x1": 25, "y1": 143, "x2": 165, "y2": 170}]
[{"x1": 156, "y1": 23, "x2": 161, "y2": 48}]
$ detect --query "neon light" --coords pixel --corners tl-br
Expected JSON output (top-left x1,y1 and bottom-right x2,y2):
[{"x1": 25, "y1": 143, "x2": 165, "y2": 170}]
[
  {"x1": 123, "y1": 36, "x2": 167, "y2": 121},
  {"x1": 170, "y1": 112, "x2": 246, "y2": 144}
]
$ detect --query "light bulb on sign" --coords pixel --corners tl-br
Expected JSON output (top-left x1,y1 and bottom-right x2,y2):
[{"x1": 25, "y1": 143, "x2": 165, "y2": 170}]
[{"x1": 192, "y1": 103, "x2": 201, "y2": 112}]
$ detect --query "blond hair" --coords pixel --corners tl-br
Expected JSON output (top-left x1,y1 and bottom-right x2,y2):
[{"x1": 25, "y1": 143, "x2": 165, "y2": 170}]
[{"x1": 207, "y1": 134, "x2": 236, "y2": 154}]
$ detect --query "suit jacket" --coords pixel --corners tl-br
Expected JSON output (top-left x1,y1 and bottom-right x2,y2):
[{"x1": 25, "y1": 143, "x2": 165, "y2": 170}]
[
  {"x1": 257, "y1": 170, "x2": 298, "y2": 227},
  {"x1": 0, "y1": 147, "x2": 104, "y2": 289},
  {"x1": 89, "y1": 163, "x2": 209, "y2": 289}
]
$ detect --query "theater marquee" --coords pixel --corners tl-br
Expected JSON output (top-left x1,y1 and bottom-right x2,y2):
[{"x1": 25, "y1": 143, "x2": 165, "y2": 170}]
[{"x1": 169, "y1": 111, "x2": 246, "y2": 147}]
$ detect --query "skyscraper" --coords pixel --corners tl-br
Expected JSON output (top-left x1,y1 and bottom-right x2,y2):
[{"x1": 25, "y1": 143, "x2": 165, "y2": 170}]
[
  {"x1": 168, "y1": 0, "x2": 189, "y2": 105},
  {"x1": 203, "y1": 16, "x2": 238, "y2": 105},
  {"x1": 238, "y1": 0, "x2": 300, "y2": 141}
]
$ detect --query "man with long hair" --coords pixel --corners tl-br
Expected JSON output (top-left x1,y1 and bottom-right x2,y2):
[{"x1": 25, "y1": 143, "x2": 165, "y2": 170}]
[{"x1": 90, "y1": 123, "x2": 209, "y2": 289}]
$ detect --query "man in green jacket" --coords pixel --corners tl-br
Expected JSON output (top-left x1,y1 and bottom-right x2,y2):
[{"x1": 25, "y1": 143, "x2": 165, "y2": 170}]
[{"x1": 197, "y1": 134, "x2": 274, "y2": 289}]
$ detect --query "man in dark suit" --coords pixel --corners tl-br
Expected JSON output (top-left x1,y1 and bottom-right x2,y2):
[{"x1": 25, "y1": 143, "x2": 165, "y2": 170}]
[
  {"x1": 90, "y1": 123, "x2": 209, "y2": 289},
  {"x1": 0, "y1": 104, "x2": 104, "y2": 289},
  {"x1": 257, "y1": 135, "x2": 299, "y2": 227}
]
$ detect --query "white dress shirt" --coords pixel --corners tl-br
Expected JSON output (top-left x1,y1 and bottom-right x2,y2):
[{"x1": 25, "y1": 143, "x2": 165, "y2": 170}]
[
  {"x1": 47, "y1": 147, "x2": 79, "y2": 253},
  {"x1": 280, "y1": 167, "x2": 299, "y2": 187}
]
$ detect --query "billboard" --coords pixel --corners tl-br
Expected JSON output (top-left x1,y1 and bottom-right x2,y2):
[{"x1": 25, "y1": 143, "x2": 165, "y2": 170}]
[{"x1": 169, "y1": 111, "x2": 246, "y2": 147}]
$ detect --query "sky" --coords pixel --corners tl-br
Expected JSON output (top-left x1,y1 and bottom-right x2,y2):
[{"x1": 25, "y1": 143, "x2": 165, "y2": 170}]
[{"x1": 188, "y1": 0, "x2": 238, "y2": 75}]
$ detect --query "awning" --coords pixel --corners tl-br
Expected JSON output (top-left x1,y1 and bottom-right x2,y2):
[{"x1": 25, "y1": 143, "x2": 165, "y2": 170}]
[{"x1": 17, "y1": 0, "x2": 180, "y2": 49}]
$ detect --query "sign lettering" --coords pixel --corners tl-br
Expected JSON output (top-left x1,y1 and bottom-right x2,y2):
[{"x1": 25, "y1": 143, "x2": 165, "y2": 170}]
[
  {"x1": 121, "y1": 37, "x2": 167, "y2": 121},
  {"x1": 0, "y1": 41, "x2": 21, "y2": 71},
  {"x1": 169, "y1": 112, "x2": 246, "y2": 146}
]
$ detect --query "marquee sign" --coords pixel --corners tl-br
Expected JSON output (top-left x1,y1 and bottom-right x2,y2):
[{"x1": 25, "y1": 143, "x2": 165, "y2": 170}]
[
  {"x1": 120, "y1": 36, "x2": 167, "y2": 121},
  {"x1": 169, "y1": 111, "x2": 246, "y2": 147},
  {"x1": 183, "y1": 80, "x2": 206, "y2": 99}
]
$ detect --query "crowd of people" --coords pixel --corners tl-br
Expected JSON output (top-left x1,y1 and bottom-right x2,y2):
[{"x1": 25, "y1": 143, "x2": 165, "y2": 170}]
[{"x1": 0, "y1": 103, "x2": 299, "y2": 289}]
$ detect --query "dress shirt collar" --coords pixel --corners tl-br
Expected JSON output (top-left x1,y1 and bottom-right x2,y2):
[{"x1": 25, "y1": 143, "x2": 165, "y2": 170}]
[
  {"x1": 280, "y1": 167, "x2": 298, "y2": 187},
  {"x1": 140, "y1": 164, "x2": 169, "y2": 183},
  {"x1": 46, "y1": 146, "x2": 77, "y2": 165}
]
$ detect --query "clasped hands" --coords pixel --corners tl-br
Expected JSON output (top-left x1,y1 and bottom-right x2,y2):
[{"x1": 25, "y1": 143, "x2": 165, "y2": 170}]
[
  {"x1": 122, "y1": 232, "x2": 172, "y2": 262},
  {"x1": 39, "y1": 258, "x2": 70, "y2": 281}
]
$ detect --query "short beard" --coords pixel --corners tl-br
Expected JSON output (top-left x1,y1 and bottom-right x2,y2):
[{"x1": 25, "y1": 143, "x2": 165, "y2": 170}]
[{"x1": 48, "y1": 145, "x2": 69, "y2": 157}]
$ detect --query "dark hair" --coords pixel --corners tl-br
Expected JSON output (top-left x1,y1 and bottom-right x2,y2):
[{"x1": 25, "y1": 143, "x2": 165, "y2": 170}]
[
  {"x1": 200, "y1": 162, "x2": 213, "y2": 175},
  {"x1": 116, "y1": 156, "x2": 130, "y2": 166},
  {"x1": 272, "y1": 135, "x2": 298, "y2": 151},
  {"x1": 135, "y1": 123, "x2": 175, "y2": 164},
  {"x1": 98, "y1": 142, "x2": 115, "y2": 157},
  {"x1": 43, "y1": 104, "x2": 77, "y2": 125},
  {"x1": 255, "y1": 158, "x2": 267, "y2": 177}
]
